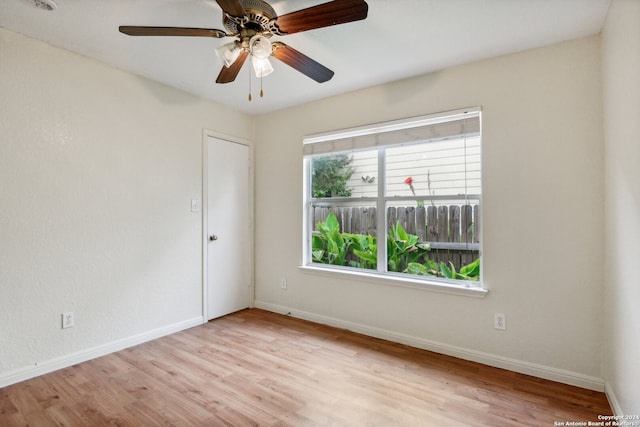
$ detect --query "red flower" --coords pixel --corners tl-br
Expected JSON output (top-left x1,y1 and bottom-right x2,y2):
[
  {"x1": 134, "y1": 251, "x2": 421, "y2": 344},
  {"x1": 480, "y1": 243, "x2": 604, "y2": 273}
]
[{"x1": 404, "y1": 177, "x2": 416, "y2": 196}]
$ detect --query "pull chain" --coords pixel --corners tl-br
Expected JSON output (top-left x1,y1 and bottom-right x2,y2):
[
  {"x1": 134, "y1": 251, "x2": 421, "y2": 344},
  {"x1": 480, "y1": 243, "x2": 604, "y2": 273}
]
[
  {"x1": 248, "y1": 67, "x2": 252, "y2": 102},
  {"x1": 260, "y1": 75, "x2": 264, "y2": 98}
]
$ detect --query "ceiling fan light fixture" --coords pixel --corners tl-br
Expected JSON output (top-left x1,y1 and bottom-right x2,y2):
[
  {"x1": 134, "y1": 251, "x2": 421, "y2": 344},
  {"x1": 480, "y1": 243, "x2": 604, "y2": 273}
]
[
  {"x1": 215, "y1": 41, "x2": 242, "y2": 68},
  {"x1": 251, "y1": 56, "x2": 273, "y2": 78},
  {"x1": 249, "y1": 35, "x2": 272, "y2": 60}
]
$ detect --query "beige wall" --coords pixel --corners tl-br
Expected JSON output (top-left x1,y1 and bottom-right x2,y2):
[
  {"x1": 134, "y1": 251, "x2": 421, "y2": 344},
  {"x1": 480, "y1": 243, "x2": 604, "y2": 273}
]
[
  {"x1": 602, "y1": 0, "x2": 640, "y2": 415},
  {"x1": 0, "y1": 28, "x2": 253, "y2": 382},
  {"x1": 254, "y1": 36, "x2": 605, "y2": 388}
]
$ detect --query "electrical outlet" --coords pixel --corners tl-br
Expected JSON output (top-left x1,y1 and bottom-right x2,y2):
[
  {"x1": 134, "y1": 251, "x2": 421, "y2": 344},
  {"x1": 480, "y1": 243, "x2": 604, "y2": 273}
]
[
  {"x1": 494, "y1": 313, "x2": 506, "y2": 330},
  {"x1": 280, "y1": 278, "x2": 287, "y2": 290},
  {"x1": 62, "y1": 312, "x2": 74, "y2": 329}
]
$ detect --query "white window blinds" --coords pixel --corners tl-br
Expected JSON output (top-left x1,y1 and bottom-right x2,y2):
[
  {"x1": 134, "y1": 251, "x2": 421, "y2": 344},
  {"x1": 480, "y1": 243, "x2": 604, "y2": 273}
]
[{"x1": 303, "y1": 109, "x2": 480, "y2": 156}]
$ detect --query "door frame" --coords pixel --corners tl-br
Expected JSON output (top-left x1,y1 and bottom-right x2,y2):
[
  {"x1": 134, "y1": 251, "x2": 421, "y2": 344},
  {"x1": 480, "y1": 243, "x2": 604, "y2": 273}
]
[{"x1": 201, "y1": 129, "x2": 255, "y2": 323}]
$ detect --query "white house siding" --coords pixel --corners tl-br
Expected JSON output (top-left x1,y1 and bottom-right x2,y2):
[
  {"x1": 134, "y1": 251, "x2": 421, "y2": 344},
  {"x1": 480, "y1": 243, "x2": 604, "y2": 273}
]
[{"x1": 342, "y1": 136, "x2": 481, "y2": 199}]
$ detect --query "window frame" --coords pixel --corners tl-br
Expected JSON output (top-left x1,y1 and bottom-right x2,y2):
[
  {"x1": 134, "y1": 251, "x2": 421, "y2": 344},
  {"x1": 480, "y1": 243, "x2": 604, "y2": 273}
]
[{"x1": 301, "y1": 108, "x2": 486, "y2": 296}]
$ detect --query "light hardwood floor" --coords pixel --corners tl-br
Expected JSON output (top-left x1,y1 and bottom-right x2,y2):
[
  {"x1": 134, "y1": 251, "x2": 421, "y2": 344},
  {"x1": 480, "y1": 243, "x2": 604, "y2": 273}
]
[{"x1": 1, "y1": 309, "x2": 611, "y2": 426}]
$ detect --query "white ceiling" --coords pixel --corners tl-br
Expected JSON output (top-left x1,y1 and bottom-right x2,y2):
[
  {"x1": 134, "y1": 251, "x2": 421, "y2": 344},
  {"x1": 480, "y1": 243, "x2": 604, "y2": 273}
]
[{"x1": 0, "y1": 0, "x2": 611, "y2": 115}]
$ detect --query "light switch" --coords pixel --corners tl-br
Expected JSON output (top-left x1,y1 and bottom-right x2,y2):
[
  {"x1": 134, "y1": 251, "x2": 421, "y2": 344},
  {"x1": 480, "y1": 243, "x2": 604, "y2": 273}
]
[{"x1": 191, "y1": 199, "x2": 201, "y2": 213}]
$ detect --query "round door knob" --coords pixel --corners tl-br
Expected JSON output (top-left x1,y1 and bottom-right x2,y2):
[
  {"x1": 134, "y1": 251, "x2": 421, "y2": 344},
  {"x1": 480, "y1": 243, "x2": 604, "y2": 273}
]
[{"x1": 209, "y1": 234, "x2": 218, "y2": 241}]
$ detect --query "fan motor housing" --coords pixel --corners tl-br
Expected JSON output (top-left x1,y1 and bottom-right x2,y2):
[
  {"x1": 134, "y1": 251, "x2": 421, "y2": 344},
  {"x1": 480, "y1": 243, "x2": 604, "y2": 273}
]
[{"x1": 222, "y1": 0, "x2": 277, "y2": 35}]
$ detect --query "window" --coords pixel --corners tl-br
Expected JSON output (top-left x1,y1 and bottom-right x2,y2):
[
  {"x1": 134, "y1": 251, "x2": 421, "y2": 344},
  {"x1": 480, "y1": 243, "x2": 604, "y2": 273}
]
[{"x1": 302, "y1": 108, "x2": 482, "y2": 289}]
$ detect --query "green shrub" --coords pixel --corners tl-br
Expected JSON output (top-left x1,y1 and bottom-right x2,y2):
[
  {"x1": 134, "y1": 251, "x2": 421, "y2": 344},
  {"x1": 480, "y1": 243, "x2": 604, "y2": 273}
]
[
  {"x1": 311, "y1": 155, "x2": 355, "y2": 198},
  {"x1": 312, "y1": 213, "x2": 480, "y2": 281}
]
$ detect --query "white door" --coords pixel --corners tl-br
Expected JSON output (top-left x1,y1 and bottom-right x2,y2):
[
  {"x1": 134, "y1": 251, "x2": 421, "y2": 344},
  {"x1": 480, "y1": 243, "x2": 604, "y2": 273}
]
[{"x1": 206, "y1": 136, "x2": 252, "y2": 320}]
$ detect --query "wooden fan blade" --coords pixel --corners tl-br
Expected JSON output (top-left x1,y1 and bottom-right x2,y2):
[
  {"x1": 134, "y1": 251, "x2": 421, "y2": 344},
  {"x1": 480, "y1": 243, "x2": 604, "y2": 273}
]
[
  {"x1": 216, "y1": 51, "x2": 249, "y2": 83},
  {"x1": 272, "y1": 42, "x2": 334, "y2": 83},
  {"x1": 119, "y1": 26, "x2": 227, "y2": 38},
  {"x1": 273, "y1": 0, "x2": 368, "y2": 35},
  {"x1": 215, "y1": 0, "x2": 246, "y2": 17}
]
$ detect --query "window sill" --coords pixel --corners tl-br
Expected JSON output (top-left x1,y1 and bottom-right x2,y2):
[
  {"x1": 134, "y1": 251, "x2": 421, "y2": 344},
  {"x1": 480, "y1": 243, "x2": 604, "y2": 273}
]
[{"x1": 298, "y1": 265, "x2": 488, "y2": 298}]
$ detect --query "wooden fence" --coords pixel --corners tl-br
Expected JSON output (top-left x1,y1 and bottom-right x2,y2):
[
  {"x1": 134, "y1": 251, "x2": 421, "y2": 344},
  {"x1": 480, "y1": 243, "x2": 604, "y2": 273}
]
[{"x1": 313, "y1": 204, "x2": 480, "y2": 270}]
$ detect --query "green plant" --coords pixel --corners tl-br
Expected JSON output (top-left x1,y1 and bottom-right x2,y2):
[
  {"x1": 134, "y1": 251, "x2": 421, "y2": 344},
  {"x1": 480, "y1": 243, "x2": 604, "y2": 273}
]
[
  {"x1": 351, "y1": 233, "x2": 377, "y2": 269},
  {"x1": 311, "y1": 155, "x2": 355, "y2": 198},
  {"x1": 455, "y1": 258, "x2": 481, "y2": 281},
  {"x1": 312, "y1": 212, "x2": 356, "y2": 266},
  {"x1": 312, "y1": 214, "x2": 479, "y2": 281},
  {"x1": 405, "y1": 260, "x2": 440, "y2": 276},
  {"x1": 387, "y1": 222, "x2": 431, "y2": 272},
  {"x1": 406, "y1": 258, "x2": 480, "y2": 281}
]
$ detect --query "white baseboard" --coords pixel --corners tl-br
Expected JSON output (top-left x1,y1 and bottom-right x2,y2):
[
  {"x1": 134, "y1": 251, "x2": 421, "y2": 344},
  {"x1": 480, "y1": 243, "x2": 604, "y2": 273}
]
[
  {"x1": 605, "y1": 381, "x2": 623, "y2": 415},
  {"x1": 0, "y1": 316, "x2": 204, "y2": 389},
  {"x1": 254, "y1": 300, "x2": 605, "y2": 392}
]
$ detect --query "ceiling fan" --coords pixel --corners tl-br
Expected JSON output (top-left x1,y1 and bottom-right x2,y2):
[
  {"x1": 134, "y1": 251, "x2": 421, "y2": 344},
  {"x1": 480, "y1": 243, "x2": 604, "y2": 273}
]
[{"x1": 119, "y1": 0, "x2": 369, "y2": 88}]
